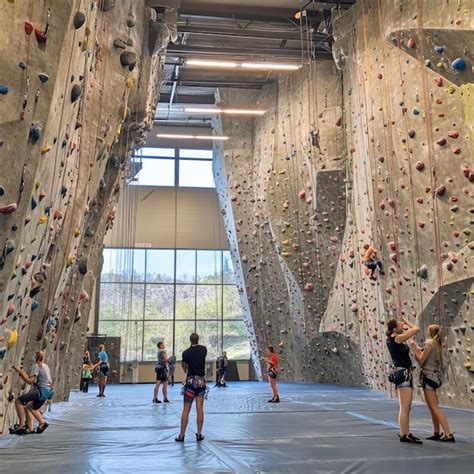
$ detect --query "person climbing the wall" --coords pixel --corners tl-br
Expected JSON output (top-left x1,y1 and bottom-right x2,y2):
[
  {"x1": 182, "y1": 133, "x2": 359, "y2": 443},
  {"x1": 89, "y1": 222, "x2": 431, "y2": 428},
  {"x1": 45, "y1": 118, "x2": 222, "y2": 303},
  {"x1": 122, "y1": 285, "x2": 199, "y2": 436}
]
[
  {"x1": 264, "y1": 346, "x2": 280, "y2": 403},
  {"x1": 362, "y1": 243, "x2": 385, "y2": 280},
  {"x1": 168, "y1": 353, "x2": 177, "y2": 387},
  {"x1": 386, "y1": 317, "x2": 421, "y2": 444},
  {"x1": 94, "y1": 344, "x2": 109, "y2": 398},
  {"x1": 409, "y1": 324, "x2": 455, "y2": 442},
  {"x1": 80, "y1": 350, "x2": 93, "y2": 393},
  {"x1": 10, "y1": 350, "x2": 53, "y2": 435},
  {"x1": 175, "y1": 333, "x2": 207, "y2": 442},
  {"x1": 153, "y1": 341, "x2": 170, "y2": 403}
]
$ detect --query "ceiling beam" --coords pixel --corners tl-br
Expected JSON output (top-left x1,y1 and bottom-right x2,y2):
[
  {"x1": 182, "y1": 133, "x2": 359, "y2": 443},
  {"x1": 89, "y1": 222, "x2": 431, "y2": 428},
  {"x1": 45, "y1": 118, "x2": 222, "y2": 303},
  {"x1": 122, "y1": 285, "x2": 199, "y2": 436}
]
[{"x1": 158, "y1": 93, "x2": 216, "y2": 104}]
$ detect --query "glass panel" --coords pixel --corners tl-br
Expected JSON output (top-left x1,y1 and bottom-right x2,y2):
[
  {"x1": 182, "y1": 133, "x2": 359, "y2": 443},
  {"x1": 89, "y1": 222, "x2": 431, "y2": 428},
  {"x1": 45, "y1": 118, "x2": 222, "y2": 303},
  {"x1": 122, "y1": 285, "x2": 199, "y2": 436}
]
[
  {"x1": 175, "y1": 285, "x2": 195, "y2": 320},
  {"x1": 145, "y1": 284, "x2": 174, "y2": 320},
  {"x1": 131, "y1": 284, "x2": 145, "y2": 319},
  {"x1": 146, "y1": 249, "x2": 175, "y2": 283},
  {"x1": 136, "y1": 147, "x2": 175, "y2": 158},
  {"x1": 143, "y1": 321, "x2": 174, "y2": 361},
  {"x1": 197, "y1": 250, "x2": 222, "y2": 283},
  {"x1": 101, "y1": 248, "x2": 133, "y2": 282},
  {"x1": 223, "y1": 285, "x2": 243, "y2": 319},
  {"x1": 223, "y1": 320, "x2": 250, "y2": 360},
  {"x1": 196, "y1": 285, "x2": 222, "y2": 320},
  {"x1": 222, "y1": 251, "x2": 236, "y2": 284},
  {"x1": 176, "y1": 250, "x2": 196, "y2": 283},
  {"x1": 197, "y1": 321, "x2": 221, "y2": 361},
  {"x1": 132, "y1": 249, "x2": 146, "y2": 283},
  {"x1": 134, "y1": 158, "x2": 175, "y2": 186},
  {"x1": 98, "y1": 320, "x2": 143, "y2": 362},
  {"x1": 179, "y1": 160, "x2": 215, "y2": 188},
  {"x1": 179, "y1": 149, "x2": 213, "y2": 160},
  {"x1": 175, "y1": 321, "x2": 196, "y2": 357},
  {"x1": 99, "y1": 283, "x2": 132, "y2": 321}
]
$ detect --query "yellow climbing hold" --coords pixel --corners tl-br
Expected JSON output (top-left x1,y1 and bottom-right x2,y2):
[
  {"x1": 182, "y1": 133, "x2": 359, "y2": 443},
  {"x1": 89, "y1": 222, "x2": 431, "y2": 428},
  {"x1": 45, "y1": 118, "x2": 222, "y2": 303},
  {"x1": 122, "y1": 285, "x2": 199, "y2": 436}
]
[
  {"x1": 74, "y1": 228, "x2": 81, "y2": 237},
  {"x1": 66, "y1": 255, "x2": 74, "y2": 267},
  {"x1": 35, "y1": 181, "x2": 41, "y2": 189},
  {"x1": 448, "y1": 86, "x2": 456, "y2": 95},
  {"x1": 462, "y1": 228, "x2": 471, "y2": 235},
  {"x1": 85, "y1": 26, "x2": 91, "y2": 36},
  {"x1": 278, "y1": 341, "x2": 284, "y2": 348},
  {"x1": 281, "y1": 251, "x2": 291, "y2": 257},
  {"x1": 37, "y1": 215, "x2": 48, "y2": 225},
  {"x1": 41, "y1": 145, "x2": 51, "y2": 155},
  {"x1": 7, "y1": 329, "x2": 18, "y2": 350},
  {"x1": 126, "y1": 78, "x2": 134, "y2": 89},
  {"x1": 281, "y1": 240, "x2": 289, "y2": 245}
]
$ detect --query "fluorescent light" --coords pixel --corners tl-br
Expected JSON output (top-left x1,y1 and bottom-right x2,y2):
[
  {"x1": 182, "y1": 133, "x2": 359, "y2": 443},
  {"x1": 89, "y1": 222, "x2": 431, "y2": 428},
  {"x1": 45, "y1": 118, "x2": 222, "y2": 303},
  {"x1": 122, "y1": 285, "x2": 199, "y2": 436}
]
[
  {"x1": 157, "y1": 133, "x2": 229, "y2": 141},
  {"x1": 186, "y1": 59, "x2": 238, "y2": 68},
  {"x1": 184, "y1": 107, "x2": 266, "y2": 116},
  {"x1": 241, "y1": 62, "x2": 301, "y2": 70}
]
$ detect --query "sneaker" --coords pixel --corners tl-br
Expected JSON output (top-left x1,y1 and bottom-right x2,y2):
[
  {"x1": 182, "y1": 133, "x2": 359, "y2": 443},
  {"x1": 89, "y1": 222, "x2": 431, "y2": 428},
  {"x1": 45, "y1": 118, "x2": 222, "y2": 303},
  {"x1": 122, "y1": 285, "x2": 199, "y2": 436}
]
[
  {"x1": 164, "y1": 399, "x2": 170, "y2": 403},
  {"x1": 196, "y1": 433, "x2": 204, "y2": 442},
  {"x1": 11, "y1": 426, "x2": 27, "y2": 436},
  {"x1": 408, "y1": 433, "x2": 421, "y2": 441},
  {"x1": 36, "y1": 423, "x2": 49, "y2": 434},
  {"x1": 268, "y1": 398, "x2": 275, "y2": 403},
  {"x1": 399, "y1": 434, "x2": 422, "y2": 444},
  {"x1": 273, "y1": 397, "x2": 280, "y2": 403},
  {"x1": 426, "y1": 432, "x2": 442, "y2": 441},
  {"x1": 439, "y1": 434, "x2": 455, "y2": 442},
  {"x1": 175, "y1": 435, "x2": 185, "y2": 442}
]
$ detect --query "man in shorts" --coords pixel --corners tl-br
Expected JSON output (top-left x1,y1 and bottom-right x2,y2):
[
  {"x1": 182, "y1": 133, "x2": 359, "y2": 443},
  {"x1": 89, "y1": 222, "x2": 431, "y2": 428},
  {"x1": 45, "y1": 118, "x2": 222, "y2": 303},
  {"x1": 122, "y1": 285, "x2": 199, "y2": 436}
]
[{"x1": 175, "y1": 333, "x2": 207, "y2": 442}]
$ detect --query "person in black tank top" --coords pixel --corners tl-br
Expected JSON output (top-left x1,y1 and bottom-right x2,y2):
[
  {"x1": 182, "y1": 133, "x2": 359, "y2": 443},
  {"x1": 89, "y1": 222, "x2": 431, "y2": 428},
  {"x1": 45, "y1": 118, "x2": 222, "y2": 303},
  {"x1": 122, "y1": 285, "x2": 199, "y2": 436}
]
[{"x1": 386, "y1": 316, "x2": 421, "y2": 444}]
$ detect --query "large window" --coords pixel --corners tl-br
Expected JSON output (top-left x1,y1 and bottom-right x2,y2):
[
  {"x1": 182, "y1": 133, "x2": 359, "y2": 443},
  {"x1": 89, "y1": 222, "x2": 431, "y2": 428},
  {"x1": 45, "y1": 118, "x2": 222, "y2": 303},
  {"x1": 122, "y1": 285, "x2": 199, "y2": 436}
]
[
  {"x1": 98, "y1": 248, "x2": 250, "y2": 362},
  {"x1": 131, "y1": 147, "x2": 214, "y2": 188}
]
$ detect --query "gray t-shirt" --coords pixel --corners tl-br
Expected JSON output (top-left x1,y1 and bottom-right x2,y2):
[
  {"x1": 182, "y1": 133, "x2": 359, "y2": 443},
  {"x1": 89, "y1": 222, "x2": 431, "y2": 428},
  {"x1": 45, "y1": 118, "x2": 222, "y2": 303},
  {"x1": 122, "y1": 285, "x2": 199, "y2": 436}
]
[
  {"x1": 157, "y1": 349, "x2": 167, "y2": 369},
  {"x1": 31, "y1": 363, "x2": 53, "y2": 389}
]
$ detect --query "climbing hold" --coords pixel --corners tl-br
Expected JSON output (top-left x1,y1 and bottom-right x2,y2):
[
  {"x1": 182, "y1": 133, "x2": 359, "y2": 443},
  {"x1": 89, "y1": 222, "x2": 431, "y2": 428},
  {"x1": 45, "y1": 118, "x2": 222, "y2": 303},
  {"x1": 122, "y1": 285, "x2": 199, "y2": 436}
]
[
  {"x1": 3, "y1": 240, "x2": 15, "y2": 256},
  {"x1": 29, "y1": 122, "x2": 42, "y2": 144},
  {"x1": 100, "y1": 0, "x2": 115, "y2": 11},
  {"x1": 127, "y1": 9, "x2": 136, "y2": 28},
  {"x1": 407, "y1": 38, "x2": 415, "y2": 49},
  {"x1": 7, "y1": 303, "x2": 14, "y2": 316},
  {"x1": 407, "y1": 129, "x2": 416, "y2": 139},
  {"x1": 417, "y1": 265, "x2": 428, "y2": 279},
  {"x1": 298, "y1": 190, "x2": 306, "y2": 199},
  {"x1": 436, "y1": 137, "x2": 446, "y2": 146},
  {"x1": 304, "y1": 282, "x2": 314, "y2": 291},
  {"x1": 78, "y1": 260, "x2": 87, "y2": 275},
  {"x1": 71, "y1": 84, "x2": 82, "y2": 103},
  {"x1": 79, "y1": 289, "x2": 90, "y2": 301},
  {"x1": 412, "y1": 107, "x2": 420, "y2": 115},
  {"x1": 0, "y1": 84, "x2": 9, "y2": 95},
  {"x1": 0, "y1": 203, "x2": 17, "y2": 215},
  {"x1": 31, "y1": 196, "x2": 37, "y2": 210},
  {"x1": 434, "y1": 77, "x2": 443, "y2": 87},
  {"x1": 452, "y1": 147, "x2": 461, "y2": 155},
  {"x1": 434, "y1": 185, "x2": 446, "y2": 196},
  {"x1": 448, "y1": 130, "x2": 459, "y2": 139},
  {"x1": 120, "y1": 51, "x2": 137, "y2": 70},
  {"x1": 434, "y1": 45, "x2": 444, "y2": 54},
  {"x1": 31, "y1": 301, "x2": 39, "y2": 311},
  {"x1": 73, "y1": 11, "x2": 86, "y2": 29},
  {"x1": 41, "y1": 145, "x2": 51, "y2": 154},
  {"x1": 113, "y1": 38, "x2": 127, "y2": 49},
  {"x1": 38, "y1": 73, "x2": 49, "y2": 83},
  {"x1": 451, "y1": 58, "x2": 466, "y2": 71},
  {"x1": 39, "y1": 191, "x2": 46, "y2": 201},
  {"x1": 34, "y1": 28, "x2": 47, "y2": 43},
  {"x1": 0, "y1": 186, "x2": 4, "y2": 196},
  {"x1": 24, "y1": 21, "x2": 33, "y2": 35},
  {"x1": 415, "y1": 161, "x2": 425, "y2": 171},
  {"x1": 37, "y1": 215, "x2": 48, "y2": 225}
]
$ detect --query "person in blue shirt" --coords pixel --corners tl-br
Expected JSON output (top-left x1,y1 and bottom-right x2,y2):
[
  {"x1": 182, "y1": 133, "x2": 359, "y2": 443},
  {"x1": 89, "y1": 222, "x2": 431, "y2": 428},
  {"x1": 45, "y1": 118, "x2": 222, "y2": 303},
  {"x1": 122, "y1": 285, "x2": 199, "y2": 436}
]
[{"x1": 94, "y1": 344, "x2": 109, "y2": 398}]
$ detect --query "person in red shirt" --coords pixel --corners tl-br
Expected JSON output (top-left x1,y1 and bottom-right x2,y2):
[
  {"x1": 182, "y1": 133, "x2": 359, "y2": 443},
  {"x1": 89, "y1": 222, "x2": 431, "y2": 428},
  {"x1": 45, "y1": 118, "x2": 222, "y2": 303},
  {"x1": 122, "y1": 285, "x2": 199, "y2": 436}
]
[{"x1": 264, "y1": 346, "x2": 280, "y2": 403}]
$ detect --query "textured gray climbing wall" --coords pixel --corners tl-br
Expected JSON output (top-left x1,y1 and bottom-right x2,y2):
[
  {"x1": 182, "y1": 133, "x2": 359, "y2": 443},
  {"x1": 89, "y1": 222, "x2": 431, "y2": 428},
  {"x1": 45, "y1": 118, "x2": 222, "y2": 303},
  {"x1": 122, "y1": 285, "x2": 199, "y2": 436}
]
[
  {"x1": 215, "y1": 0, "x2": 473, "y2": 408},
  {"x1": 0, "y1": 0, "x2": 175, "y2": 433}
]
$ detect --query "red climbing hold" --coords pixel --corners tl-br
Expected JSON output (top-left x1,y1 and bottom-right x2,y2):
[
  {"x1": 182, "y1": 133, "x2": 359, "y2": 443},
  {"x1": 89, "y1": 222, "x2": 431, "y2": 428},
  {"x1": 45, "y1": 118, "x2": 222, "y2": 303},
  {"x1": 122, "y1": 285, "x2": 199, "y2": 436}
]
[
  {"x1": 7, "y1": 303, "x2": 15, "y2": 316},
  {"x1": 448, "y1": 131, "x2": 459, "y2": 139},
  {"x1": 0, "y1": 203, "x2": 17, "y2": 215},
  {"x1": 329, "y1": 236, "x2": 338, "y2": 243},
  {"x1": 435, "y1": 77, "x2": 443, "y2": 87},
  {"x1": 436, "y1": 137, "x2": 447, "y2": 146},
  {"x1": 416, "y1": 197, "x2": 423, "y2": 204},
  {"x1": 335, "y1": 117, "x2": 342, "y2": 127},
  {"x1": 304, "y1": 282, "x2": 314, "y2": 291},
  {"x1": 34, "y1": 28, "x2": 47, "y2": 43},
  {"x1": 415, "y1": 161, "x2": 425, "y2": 171},
  {"x1": 377, "y1": 73, "x2": 383, "y2": 80},
  {"x1": 407, "y1": 38, "x2": 415, "y2": 48},
  {"x1": 452, "y1": 147, "x2": 461, "y2": 155},
  {"x1": 389, "y1": 241, "x2": 397, "y2": 251},
  {"x1": 434, "y1": 185, "x2": 446, "y2": 196},
  {"x1": 24, "y1": 21, "x2": 33, "y2": 35},
  {"x1": 461, "y1": 165, "x2": 474, "y2": 182},
  {"x1": 379, "y1": 202, "x2": 385, "y2": 210},
  {"x1": 298, "y1": 190, "x2": 306, "y2": 199}
]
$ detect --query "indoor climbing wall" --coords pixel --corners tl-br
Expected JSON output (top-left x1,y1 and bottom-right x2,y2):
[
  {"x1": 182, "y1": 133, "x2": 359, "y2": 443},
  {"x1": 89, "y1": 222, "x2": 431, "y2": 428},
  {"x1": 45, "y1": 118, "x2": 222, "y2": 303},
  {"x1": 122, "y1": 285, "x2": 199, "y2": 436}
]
[
  {"x1": 0, "y1": 0, "x2": 176, "y2": 433},
  {"x1": 215, "y1": 0, "x2": 473, "y2": 408}
]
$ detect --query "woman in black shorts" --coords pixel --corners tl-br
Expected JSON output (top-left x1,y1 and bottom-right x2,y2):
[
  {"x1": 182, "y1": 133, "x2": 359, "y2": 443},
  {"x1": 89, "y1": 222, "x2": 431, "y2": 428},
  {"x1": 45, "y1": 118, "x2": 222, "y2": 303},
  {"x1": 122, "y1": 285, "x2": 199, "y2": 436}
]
[
  {"x1": 386, "y1": 317, "x2": 421, "y2": 444},
  {"x1": 153, "y1": 341, "x2": 169, "y2": 403}
]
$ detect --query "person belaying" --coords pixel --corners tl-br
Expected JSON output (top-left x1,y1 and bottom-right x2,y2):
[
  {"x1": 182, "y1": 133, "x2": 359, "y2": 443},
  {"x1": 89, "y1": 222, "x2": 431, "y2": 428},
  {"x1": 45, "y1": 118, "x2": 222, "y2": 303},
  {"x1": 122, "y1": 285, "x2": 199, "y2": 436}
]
[
  {"x1": 10, "y1": 350, "x2": 54, "y2": 435},
  {"x1": 93, "y1": 344, "x2": 109, "y2": 398},
  {"x1": 215, "y1": 351, "x2": 228, "y2": 387},
  {"x1": 386, "y1": 317, "x2": 421, "y2": 444},
  {"x1": 362, "y1": 243, "x2": 385, "y2": 280},
  {"x1": 264, "y1": 346, "x2": 280, "y2": 403},
  {"x1": 80, "y1": 350, "x2": 93, "y2": 393},
  {"x1": 410, "y1": 325, "x2": 455, "y2": 442},
  {"x1": 153, "y1": 341, "x2": 170, "y2": 403},
  {"x1": 168, "y1": 353, "x2": 177, "y2": 387}
]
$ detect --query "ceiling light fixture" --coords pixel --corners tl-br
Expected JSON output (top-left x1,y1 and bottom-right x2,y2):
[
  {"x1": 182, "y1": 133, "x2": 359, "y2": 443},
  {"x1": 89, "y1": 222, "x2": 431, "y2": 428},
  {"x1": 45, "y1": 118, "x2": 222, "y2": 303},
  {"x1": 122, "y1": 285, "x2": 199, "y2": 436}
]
[
  {"x1": 185, "y1": 59, "x2": 301, "y2": 71},
  {"x1": 184, "y1": 107, "x2": 266, "y2": 116},
  {"x1": 157, "y1": 133, "x2": 229, "y2": 141}
]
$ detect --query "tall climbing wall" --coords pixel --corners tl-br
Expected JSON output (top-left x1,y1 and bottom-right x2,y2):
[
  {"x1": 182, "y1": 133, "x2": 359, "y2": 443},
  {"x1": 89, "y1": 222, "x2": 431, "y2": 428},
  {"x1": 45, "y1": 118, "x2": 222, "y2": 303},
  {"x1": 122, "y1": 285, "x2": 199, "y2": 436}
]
[
  {"x1": 0, "y1": 0, "x2": 176, "y2": 434},
  {"x1": 215, "y1": 0, "x2": 473, "y2": 408}
]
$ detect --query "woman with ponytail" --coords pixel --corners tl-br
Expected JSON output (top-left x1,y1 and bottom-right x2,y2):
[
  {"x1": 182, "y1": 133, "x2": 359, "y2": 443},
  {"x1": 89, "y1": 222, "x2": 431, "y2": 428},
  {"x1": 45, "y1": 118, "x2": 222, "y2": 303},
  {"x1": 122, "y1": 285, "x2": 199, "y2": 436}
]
[
  {"x1": 410, "y1": 324, "x2": 455, "y2": 442},
  {"x1": 386, "y1": 316, "x2": 421, "y2": 444}
]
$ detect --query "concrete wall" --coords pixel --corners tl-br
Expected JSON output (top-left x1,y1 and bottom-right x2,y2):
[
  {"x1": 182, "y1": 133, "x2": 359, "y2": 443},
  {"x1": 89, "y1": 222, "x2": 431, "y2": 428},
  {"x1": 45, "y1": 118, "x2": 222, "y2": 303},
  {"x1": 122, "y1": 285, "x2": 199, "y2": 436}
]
[
  {"x1": 214, "y1": 0, "x2": 473, "y2": 407},
  {"x1": 0, "y1": 0, "x2": 177, "y2": 433}
]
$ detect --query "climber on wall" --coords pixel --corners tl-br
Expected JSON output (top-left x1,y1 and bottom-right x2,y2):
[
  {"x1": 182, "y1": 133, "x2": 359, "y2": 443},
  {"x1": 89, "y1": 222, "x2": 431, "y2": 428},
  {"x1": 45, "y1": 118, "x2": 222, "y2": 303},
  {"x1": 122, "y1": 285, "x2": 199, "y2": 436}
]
[
  {"x1": 263, "y1": 346, "x2": 280, "y2": 403},
  {"x1": 386, "y1": 317, "x2": 421, "y2": 444},
  {"x1": 362, "y1": 243, "x2": 385, "y2": 280},
  {"x1": 93, "y1": 344, "x2": 110, "y2": 398},
  {"x1": 10, "y1": 350, "x2": 53, "y2": 435},
  {"x1": 410, "y1": 325, "x2": 455, "y2": 442}
]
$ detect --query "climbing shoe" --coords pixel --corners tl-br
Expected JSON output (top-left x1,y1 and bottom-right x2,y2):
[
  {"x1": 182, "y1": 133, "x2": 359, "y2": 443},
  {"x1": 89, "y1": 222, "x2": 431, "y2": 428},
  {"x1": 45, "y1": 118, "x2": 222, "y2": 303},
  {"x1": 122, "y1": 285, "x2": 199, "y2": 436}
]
[
  {"x1": 11, "y1": 426, "x2": 27, "y2": 436},
  {"x1": 175, "y1": 434, "x2": 185, "y2": 442},
  {"x1": 426, "y1": 432, "x2": 442, "y2": 441},
  {"x1": 196, "y1": 433, "x2": 205, "y2": 442},
  {"x1": 164, "y1": 399, "x2": 170, "y2": 403},
  {"x1": 439, "y1": 434, "x2": 455, "y2": 442},
  {"x1": 36, "y1": 422, "x2": 49, "y2": 434},
  {"x1": 399, "y1": 434, "x2": 422, "y2": 444},
  {"x1": 408, "y1": 433, "x2": 421, "y2": 441},
  {"x1": 152, "y1": 398, "x2": 161, "y2": 404}
]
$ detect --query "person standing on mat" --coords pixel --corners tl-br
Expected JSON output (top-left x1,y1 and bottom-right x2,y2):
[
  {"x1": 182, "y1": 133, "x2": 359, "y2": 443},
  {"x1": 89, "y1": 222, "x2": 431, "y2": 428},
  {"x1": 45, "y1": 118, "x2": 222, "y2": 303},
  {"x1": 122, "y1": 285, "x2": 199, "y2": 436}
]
[
  {"x1": 264, "y1": 346, "x2": 279, "y2": 403},
  {"x1": 153, "y1": 341, "x2": 170, "y2": 403},
  {"x1": 386, "y1": 317, "x2": 421, "y2": 444},
  {"x1": 94, "y1": 344, "x2": 109, "y2": 398},
  {"x1": 168, "y1": 353, "x2": 176, "y2": 387},
  {"x1": 362, "y1": 243, "x2": 385, "y2": 280},
  {"x1": 410, "y1": 324, "x2": 455, "y2": 442},
  {"x1": 11, "y1": 350, "x2": 53, "y2": 435},
  {"x1": 175, "y1": 333, "x2": 207, "y2": 442},
  {"x1": 80, "y1": 350, "x2": 93, "y2": 393}
]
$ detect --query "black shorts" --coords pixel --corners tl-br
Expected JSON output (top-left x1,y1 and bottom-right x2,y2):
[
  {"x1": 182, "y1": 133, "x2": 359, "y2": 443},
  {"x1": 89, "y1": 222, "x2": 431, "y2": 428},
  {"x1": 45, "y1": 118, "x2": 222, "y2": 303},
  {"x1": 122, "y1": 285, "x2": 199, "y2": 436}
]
[
  {"x1": 18, "y1": 389, "x2": 45, "y2": 410},
  {"x1": 268, "y1": 370, "x2": 277, "y2": 379},
  {"x1": 389, "y1": 368, "x2": 412, "y2": 389},
  {"x1": 99, "y1": 363, "x2": 109, "y2": 377},
  {"x1": 155, "y1": 367, "x2": 168, "y2": 382},
  {"x1": 183, "y1": 376, "x2": 206, "y2": 403}
]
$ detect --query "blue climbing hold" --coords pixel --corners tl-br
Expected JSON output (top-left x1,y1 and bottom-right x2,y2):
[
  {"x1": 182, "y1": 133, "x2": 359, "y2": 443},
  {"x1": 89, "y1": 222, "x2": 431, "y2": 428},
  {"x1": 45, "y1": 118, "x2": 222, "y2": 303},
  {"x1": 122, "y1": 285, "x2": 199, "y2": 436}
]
[
  {"x1": 31, "y1": 196, "x2": 37, "y2": 210},
  {"x1": 451, "y1": 58, "x2": 466, "y2": 71},
  {"x1": 31, "y1": 301, "x2": 39, "y2": 311},
  {"x1": 0, "y1": 84, "x2": 9, "y2": 95},
  {"x1": 434, "y1": 45, "x2": 444, "y2": 54},
  {"x1": 29, "y1": 123, "x2": 42, "y2": 144},
  {"x1": 60, "y1": 185, "x2": 67, "y2": 196},
  {"x1": 38, "y1": 73, "x2": 49, "y2": 83}
]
